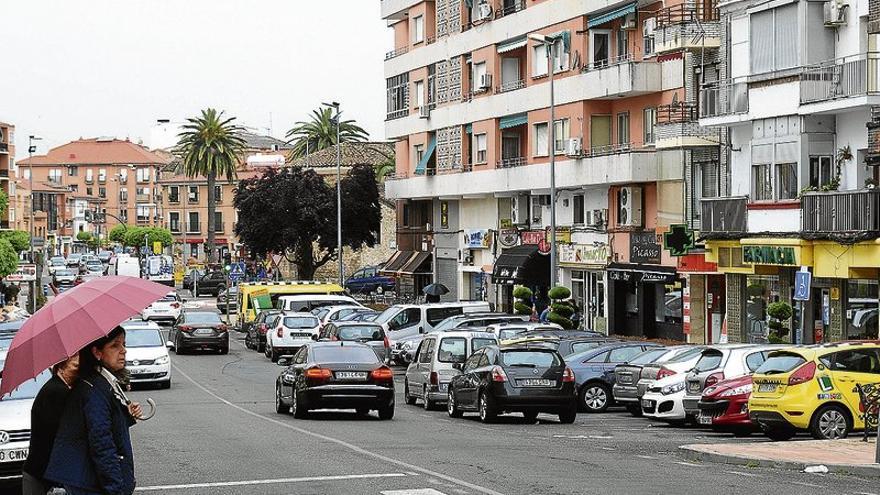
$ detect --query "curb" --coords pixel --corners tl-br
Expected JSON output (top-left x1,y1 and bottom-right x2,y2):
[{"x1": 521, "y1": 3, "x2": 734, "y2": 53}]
[{"x1": 679, "y1": 444, "x2": 880, "y2": 478}]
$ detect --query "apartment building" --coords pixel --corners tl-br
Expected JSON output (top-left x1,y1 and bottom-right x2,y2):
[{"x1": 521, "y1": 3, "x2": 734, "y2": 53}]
[
  {"x1": 382, "y1": 0, "x2": 720, "y2": 339},
  {"x1": 0, "y1": 122, "x2": 14, "y2": 231},
  {"x1": 697, "y1": 0, "x2": 880, "y2": 344},
  {"x1": 17, "y1": 138, "x2": 169, "y2": 255}
]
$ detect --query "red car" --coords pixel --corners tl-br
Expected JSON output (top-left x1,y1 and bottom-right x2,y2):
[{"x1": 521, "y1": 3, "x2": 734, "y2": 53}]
[{"x1": 695, "y1": 374, "x2": 756, "y2": 436}]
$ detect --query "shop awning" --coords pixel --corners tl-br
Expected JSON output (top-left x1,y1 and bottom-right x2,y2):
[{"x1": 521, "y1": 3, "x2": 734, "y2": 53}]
[
  {"x1": 398, "y1": 251, "x2": 432, "y2": 275},
  {"x1": 492, "y1": 244, "x2": 550, "y2": 286},
  {"x1": 587, "y1": 2, "x2": 636, "y2": 29},
  {"x1": 414, "y1": 137, "x2": 436, "y2": 175},
  {"x1": 497, "y1": 36, "x2": 527, "y2": 54},
  {"x1": 549, "y1": 30, "x2": 571, "y2": 52},
  {"x1": 499, "y1": 113, "x2": 528, "y2": 130},
  {"x1": 379, "y1": 250, "x2": 412, "y2": 275},
  {"x1": 606, "y1": 262, "x2": 677, "y2": 284}
]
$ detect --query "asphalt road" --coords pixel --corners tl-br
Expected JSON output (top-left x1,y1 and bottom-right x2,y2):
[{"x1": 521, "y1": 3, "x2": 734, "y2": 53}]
[{"x1": 126, "y1": 298, "x2": 877, "y2": 495}]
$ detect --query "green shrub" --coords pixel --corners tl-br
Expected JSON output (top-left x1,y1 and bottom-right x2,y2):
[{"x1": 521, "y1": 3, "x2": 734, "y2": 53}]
[
  {"x1": 512, "y1": 286, "x2": 533, "y2": 300},
  {"x1": 767, "y1": 302, "x2": 793, "y2": 321},
  {"x1": 548, "y1": 313, "x2": 574, "y2": 329},
  {"x1": 548, "y1": 285, "x2": 571, "y2": 300},
  {"x1": 550, "y1": 303, "x2": 574, "y2": 318},
  {"x1": 514, "y1": 301, "x2": 533, "y2": 315}
]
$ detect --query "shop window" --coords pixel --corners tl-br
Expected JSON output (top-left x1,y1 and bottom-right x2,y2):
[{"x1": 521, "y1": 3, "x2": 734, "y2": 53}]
[
  {"x1": 745, "y1": 276, "x2": 782, "y2": 343},
  {"x1": 625, "y1": 284, "x2": 638, "y2": 315},
  {"x1": 655, "y1": 284, "x2": 683, "y2": 324},
  {"x1": 846, "y1": 280, "x2": 879, "y2": 340}
]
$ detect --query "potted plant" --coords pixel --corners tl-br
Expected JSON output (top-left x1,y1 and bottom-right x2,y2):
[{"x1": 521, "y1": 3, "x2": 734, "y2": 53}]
[{"x1": 766, "y1": 301, "x2": 793, "y2": 344}]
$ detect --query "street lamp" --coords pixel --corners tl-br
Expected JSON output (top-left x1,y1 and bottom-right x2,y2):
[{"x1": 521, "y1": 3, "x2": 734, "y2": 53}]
[
  {"x1": 27, "y1": 135, "x2": 42, "y2": 313},
  {"x1": 529, "y1": 33, "x2": 560, "y2": 287},
  {"x1": 323, "y1": 101, "x2": 344, "y2": 286}
]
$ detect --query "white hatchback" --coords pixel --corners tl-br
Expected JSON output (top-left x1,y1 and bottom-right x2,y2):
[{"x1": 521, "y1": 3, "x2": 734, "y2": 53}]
[
  {"x1": 264, "y1": 312, "x2": 321, "y2": 362},
  {"x1": 123, "y1": 321, "x2": 172, "y2": 388},
  {"x1": 142, "y1": 292, "x2": 182, "y2": 324},
  {"x1": 640, "y1": 373, "x2": 689, "y2": 422},
  {"x1": 0, "y1": 370, "x2": 51, "y2": 482}
]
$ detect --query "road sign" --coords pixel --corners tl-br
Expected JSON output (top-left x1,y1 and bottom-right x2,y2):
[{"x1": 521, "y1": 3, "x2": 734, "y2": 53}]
[
  {"x1": 228, "y1": 262, "x2": 245, "y2": 283},
  {"x1": 271, "y1": 254, "x2": 283, "y2": 267},
  {"x1": 794, "y1": 267, "x2": 811, "y2": 301}
]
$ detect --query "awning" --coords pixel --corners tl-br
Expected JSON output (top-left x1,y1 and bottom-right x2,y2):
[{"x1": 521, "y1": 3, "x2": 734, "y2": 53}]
[
  {"x1": 499, "y1": 113, "x2": 528, "y2": 130},
  {"x1": 379, "y1": 250, "x2": 412, "y2": 274},
  {"x1": 549, "y1": 30, "x2": 571, "y2": 52},
  {"x1": 398, "y1": 251, "x2": 432, "y2": 275},
  {"x1": 414, "y1": 137, "x2": 436, "y2": 175},
  {"x1": 606, "y1": 262, "x2": 677, "y2": 284},
  {"x1": 492, "y1": 244, "x2": 550, "y2": 286},
  {"x1": 497, "y1": 36, "x2": 527, "y2": 54},
  {"x1": 587, "y1": 2, "x2": 636, "y2": 29}
]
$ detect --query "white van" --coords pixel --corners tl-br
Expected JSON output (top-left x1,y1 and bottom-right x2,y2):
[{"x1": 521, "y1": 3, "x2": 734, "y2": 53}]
[
  {"x1": 276, "y1": 294, "x2": 362, "y2": 312},
  {"x1": 373, "y1": 302, "x2": 491, "y2": 343},
  {"x1": 114, "y1": 254, "x2": 141, "y2": 278},
  {"x1": 146, "y1": 255, "x2": 174, "y2": 287}
]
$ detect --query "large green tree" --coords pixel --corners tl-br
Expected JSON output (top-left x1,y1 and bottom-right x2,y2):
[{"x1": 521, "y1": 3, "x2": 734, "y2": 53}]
[
  {"x1": 0, "y1": 230, "x2": 30, "y2": 253},
  {"x1": 122, "y1": 226, "x2": 173, "y2": 250},
  {"x1": 108, "y1": 224, "x2": 130, "y2": 244},
  {"x1": 175, "y1": 109, "x2": 246, "y2": 263},
  {"x1": 285, "y1": 107, "x2": 369, "y2": 159},
  {"x1": 0, "y1": 238, "x2": 18, "y2": 278}
]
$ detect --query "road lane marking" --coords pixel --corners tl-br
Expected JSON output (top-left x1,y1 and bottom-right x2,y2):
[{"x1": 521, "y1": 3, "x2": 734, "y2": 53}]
[
  {"x1": 381, "y1": 490, "x2": 449, "y2": 495},
  {"x1": 723, "y1": 471, "x2": 760, "y2": 478},
  {"x1": 674, "y1": 461, "x2": 701, "y2": 467},
  {"x1": 136, "y1": 473, "x2": 409, "y2": 491},
  {"x1": 171, "y1": 363, "x2": 507, "y2": 495}
]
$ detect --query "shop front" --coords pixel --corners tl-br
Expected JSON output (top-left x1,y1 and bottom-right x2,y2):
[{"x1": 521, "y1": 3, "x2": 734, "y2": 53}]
[
  {"x1": 677, "y1": 253, "x2": 723, "y2": 344},
  {"x1": 381, "y1": 250, "x2": 433, "y2": 298},
  {"x1": 492, "y1": 243, "x2": 551, "y2": 313},
  {"x1": 560, "y1": 243, "x2": 609, "y2": 332},
  {"x1": 607, "y1": 263, "x2": 683, "y2": 340}
]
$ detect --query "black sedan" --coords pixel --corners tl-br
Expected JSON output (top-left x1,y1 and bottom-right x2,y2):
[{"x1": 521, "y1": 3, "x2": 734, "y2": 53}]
[
  {"x1": 169, "y1": 311, "x2": 229, "y2": 354},
  {"x1": 245, "y1": 309, "x2": 283, "y2": 353},
  {"x1": 274, "y1": 342, "x2": 395, "y2": 420},
  {"x1": 447, "y1": 345, "x2": 578, "y2": 424}
]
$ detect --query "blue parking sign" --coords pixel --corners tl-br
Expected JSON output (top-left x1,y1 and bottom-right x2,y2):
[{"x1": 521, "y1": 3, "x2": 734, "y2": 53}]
[{"x1": 793, "y1": 268, "x2": 811, "y2": 301}]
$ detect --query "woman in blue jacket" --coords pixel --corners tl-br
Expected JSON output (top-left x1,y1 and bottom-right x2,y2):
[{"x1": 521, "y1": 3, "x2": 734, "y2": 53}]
[{"x1": 44, "y1": 326, "x2": 143, "y2": 495}]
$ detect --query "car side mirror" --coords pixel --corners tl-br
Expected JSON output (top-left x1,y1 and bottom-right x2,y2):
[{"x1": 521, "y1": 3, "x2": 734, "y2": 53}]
[
  {"x1": 418, "y1": 326, "x2": 425, "y2": 334},
  {"x1": 166, "y1": 341, "x2": 174, "y2": 349},
  {"x1": 452, "y1": 363, "x2": 463, "y2": 371}
]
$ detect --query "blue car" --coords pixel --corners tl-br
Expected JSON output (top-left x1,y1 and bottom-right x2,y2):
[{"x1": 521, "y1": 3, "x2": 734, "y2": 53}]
[
  {"x1": 566, "y1": 342, "x2": 665, "y2": 413},
  {"x1": 345, "y1": 266, "x2": 396, "y2": 294}
]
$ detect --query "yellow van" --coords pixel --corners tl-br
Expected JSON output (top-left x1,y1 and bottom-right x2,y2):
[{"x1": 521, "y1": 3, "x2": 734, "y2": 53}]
[{"x1": 236, "y1": 281, "x2": 345, "y2": 332}]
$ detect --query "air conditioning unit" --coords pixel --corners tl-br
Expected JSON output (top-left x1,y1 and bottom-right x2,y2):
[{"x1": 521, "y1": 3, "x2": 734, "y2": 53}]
[
  {"x1": 566, "y1": 138, "x2": 582, "y2": 157},
  {"x1": 643, "y1": 17, "x2": 656, "y2": 37},
  {"x1": 461, "y1": 251, "x2": 474, "y2": 264},
  {"x1": 479, "y1": 73, "x2": 493, "y2": 90},
  {"x1": 823, "y1": 1, "x2": 847, "y2": 27},
  {"x1": 419, "y1": 106, "x2": 431, "y2": 119},
  {"x1": 592, "y1": 208, "x2": 607, "y2": 227},
  {"x1": 621, "y1": 13, "x2": 637, "y2": 30},
  {"x1": 478, "y1": 1, "x2": 493, "y2": 20},
  {"x1": 618, "y1": 186, "x2": 643, "y2": 227}
]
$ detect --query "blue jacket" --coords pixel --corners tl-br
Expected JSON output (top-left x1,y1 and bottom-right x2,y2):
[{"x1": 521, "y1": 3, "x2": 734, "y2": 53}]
[{"x1": 44, "y1": 370, "x2": 136, "y2": 495}]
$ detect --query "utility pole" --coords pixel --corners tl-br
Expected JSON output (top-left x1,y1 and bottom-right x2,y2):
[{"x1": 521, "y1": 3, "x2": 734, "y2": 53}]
[{"x1": 27, "y1": 135, "x2": 42, "y2": 313}]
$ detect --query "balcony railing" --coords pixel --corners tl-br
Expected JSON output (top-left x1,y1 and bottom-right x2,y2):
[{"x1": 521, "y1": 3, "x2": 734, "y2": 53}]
[
  {"x1": 136, "y1": 216, "x2": 150, "y2": 225},
  {"x1": 186, "y1": 222, "x2": 201, "y2": 234},
  {"x1": 0, "y1": 169, "x2": 9, "y2": 178},
  {"x1": 495, "y1": 0, "x2": 526, "y2": 19},
  {"x1": 801, "y1": 189, "x2": 880, "y2": 233},
  {"x1": 800, "y1": 53, "x2": 880, "y2": 104},
  {"x1": 498, "y1": 157, "x2": 526, "y2": 168},
  {"x1": 497, "y1": 79, "x2": 525, "y2": 93},
  {"x1": 701, "y1": 196, "x2": 748, "y2": 233},
  {"x1": 170, "y1": 223, "x2": 182, "y2": 234},
  {"x1": 385, "y1": 46, "x2": 409, "y2": 60},
  {"x1": 700, "y1": 78, "x2": 748, "y2": 118},
  {"x1": 582, "y1": 53, "x2": 633, "y2": 73},
  {"x1": 135, "y1": 193, "x2": 150, "y2": 202},
  {"x1": 657, "y1": 102, "x2": 698, "y2": 124},
  {"x1": 654, "y1": 3, "x2": 719, "y2": 28}
]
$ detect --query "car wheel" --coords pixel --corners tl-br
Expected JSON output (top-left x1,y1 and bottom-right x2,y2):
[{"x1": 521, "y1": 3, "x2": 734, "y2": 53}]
[
  {"x1": 378, "y1": 403, "x2": 395, "y2": 420},
  {"x1": 270, "y1": 348, "x2": 279, "y2": 363},
  {"x1": 447, "y1": 390, "x2": 463, "y2": 418},
  {"x1": 625, "y1": 404, "x2": 643, "y2": 417},
  {"x1": 523, "y1": 411, "x2": 539, "y2": 423},
  {"x1": 275, "y1": 386, "x2": 290, "y2": 414},
  {"x1": 160, "y1": 380, "x2": 171, "y2": 390},
  {"x1": 558, "y1": 404, "x2": 578, "y2": 424},
  {"x1": 761, "y1": 425, "x2": 796, "y2": 441},
  {"x1": 478, "y1": 390, "x2": 497, "y2": 423},
  {"x1": 219, "y1": 346, "x2": 229, "y2": 355},
  {"x1": 404, "y1": 380, "x2": 417, "y2": 406},
  {"x1": 423, "y1": 386, "x2": 436, "y2": 411},
  {"x1": 810, "y1": 404, "x2": 851, "y2": 440},
  {"x1": 265, "y1": 341, "x2": 272, "y2": 359},
  {"x1": 579, "y1": 383, "x2": 611, "y2": 413},
  {"x1": 174, "y1": 335, "x2": 184, "y2": 355},
  {"x1": 291, "y1": 389, "x2": 308, "y2": 419}
]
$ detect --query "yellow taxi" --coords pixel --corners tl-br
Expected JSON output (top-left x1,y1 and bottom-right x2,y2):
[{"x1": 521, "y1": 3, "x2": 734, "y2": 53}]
[{"x1": 749, "y1": 342, "x2": 880, "y2": 440}]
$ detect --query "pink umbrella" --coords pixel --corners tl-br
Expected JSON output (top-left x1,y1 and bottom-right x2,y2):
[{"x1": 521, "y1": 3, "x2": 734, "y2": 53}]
[{"x1": 0, "y1": 276, "x2": 172, "y2": 397}]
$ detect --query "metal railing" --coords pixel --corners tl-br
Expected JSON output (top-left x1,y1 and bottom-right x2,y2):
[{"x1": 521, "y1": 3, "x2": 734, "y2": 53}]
[
  {"x1": 654, "y1": 3, "x2": 719, "y2": 28},
  {"x1": 498, "y1": 157, "x2": 526, "y2": 168},
  {"x1": 701, "y1": 196, "x2": 748, "y2": 233},
  {"x1": 800, "y1": 53, "x2": 880, "y2": 104},
  {"x1": 170, "y1": 223, "x2": 182, "y2": 234},
  {"x1": 385, "y1": 46, "x2": 409, "y2": 60},
  {"x1": 582, "y1": 53, "x2": 634, "y2": 73},
  {"x1": 495, "y1": 0, "x2": 526, "y2": 18},
  {"x1": 657, "y1": 102, "x2": 698, "y2": 124},
  {"x1": 0, "y1": 169, "x2": 9, "y2": 178},
  {"x1": 135, "y1": 193, "x2": 150, "y2": 202},
  {"x1": 700, "y1": 78, "x2": 748, "y2": 118},
  {"x1": 801, "y1": 189, "x2": 880, "y2": 232},
  {"x1": 497, "y1": 79, "x2": 525, "y2": 93},
  {"x1": 386, "y1": 108, "x2": 409, "y2": 121}
]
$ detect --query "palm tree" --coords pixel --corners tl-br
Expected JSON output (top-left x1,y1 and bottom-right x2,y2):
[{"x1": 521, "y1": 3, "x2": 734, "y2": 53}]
[
  {"x1": 286, "y1": 107, "x2": 369, "y2": 159},
  {"x1": 175, "y1": 109, "x2": 246, "y2": 263}
]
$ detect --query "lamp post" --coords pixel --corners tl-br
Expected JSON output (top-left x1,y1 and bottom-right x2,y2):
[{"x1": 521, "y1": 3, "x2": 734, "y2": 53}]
[
  {"x1": 529, "y1": 33, "x2": 559, "y2": 287},
  {"x1": 323, "y1": 101, "x2": 344, "y2": 286},
  {"x1": 27, "y1": 135, "x2": 42, "y2": 313}
]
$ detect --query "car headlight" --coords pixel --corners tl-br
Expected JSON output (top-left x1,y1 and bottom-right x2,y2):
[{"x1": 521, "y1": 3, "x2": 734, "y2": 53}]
[
  {"x1": 154, "y1": 355, "x2": 170, "y2": 365},
  {"x1": 661, "y1": 381, "x2": 686, "y2": 395},
  {"x1": 282, "y1": 374, "x2": 296, "y2": 385},
  {"x1": 719, "y1": 384, "x2": 752, "y2": 398}
]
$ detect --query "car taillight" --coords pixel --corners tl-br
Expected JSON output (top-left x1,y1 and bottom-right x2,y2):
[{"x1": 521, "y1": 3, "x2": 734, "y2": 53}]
[
  {"x1": 178, "y1": 325, "x2": 193, "y2": 333},
  {"x1": 788, "y1": 361, "x2": 816, "y2": 386},
  {"x1": 491, "y1": 366, "x2": 507, "y2": 383},
  {"x1": 304, "y1": 367, "x2": 333, "y2": 381},
  {"x1": 705, "y1": 372, "x2": 724, "y2": 387},
  {"x1": 276, "y1": 327, "x2": 283, "y2": 338},
  {"x1": 656, "y1": 367, "x2": 676, "y2": 379},
  {"x1": 371, "y1": 367, "x2": 394, "y2": 382},
  {"x1": 562, "y1": 367, "x2": 575, "y2": 382},
  {"x1": 430, "y1": 371, "x2": 439, "y2": 385},
  {"x1": 383, "y1": 335, "x2": 390, "y2": 349},
  {"x1": 217, "y1": 324, "x2": 228, "y2": 333},
  {"x1": 171, "y1": 303, "x2": 180, "y2": 309}
]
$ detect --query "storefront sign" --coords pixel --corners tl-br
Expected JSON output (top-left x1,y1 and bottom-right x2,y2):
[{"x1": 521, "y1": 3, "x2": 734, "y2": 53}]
[
  {"x1": 5, "y1": 263, "x2": 37, "y2": 282},
  {"x1": 500, "y1": 218, "x2": 514, "y2": 229},
  {"x1": 547, "y1": 226, "x2": 572, "y2": 244},
  {"x1": 682, "y1": 286, "x2": 691, "y2": 335},
  {"x1": 521, "y1": 231, "x2": 550, "y2": 254},
  {"x1": 630, "y1": 232, "x2": 661, "y2": 264},
  {"x1": 663, "y1": 224, "x2": 696, "y2": 257},
  {"x1": 742, "y1": 245, "x2": 797, "y2": 266},
  {"x1": 463, "y1": 229, "x2": 491, "y2": 249},
  {"x1": 560, "y1": 244, "x2": 609, "y2": 266},
  {"x1": 498, "y1": 229, "x2": 519, "y2": 248}
]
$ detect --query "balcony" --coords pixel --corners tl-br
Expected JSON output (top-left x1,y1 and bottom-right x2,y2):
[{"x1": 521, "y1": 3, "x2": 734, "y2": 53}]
[
  {"x1": 701, "y1": 196, "x2": 748, "y2": 234},
  {"x1": 495, "y1": 0, "x2": 526, "y2": 19},
  {"x1": 497, "y1": 157, "x2": 526, "y2": 169},
  {"x1": 84, "y1": 177, "x2": 94, "y2": 184},
  {"x1": 800, "y1": 53, "x2": 880, "y2": 110},
  {"x1": 0, "y1": 169, "x2": 9, "y2": 180},
  {"x1": 655, "y1": 102, "x2": 720, "y2": 149},
  {"x1": 653, "y1": 4, "x2": 721, "y2": 55},
  {"x1": 801, "y1": 189, "x2": 880, "y2": 234},
  {"x1": 136, "y1": 193, "x2": 150, "y2": 202},
  {"x1": 136, "y1": 216, "x2": 150, "y2": 225},
  {"x1": 699, "y1": 78, "x2": 748, "y2": 123},
  {"x1": 385, "y1": 45, "x2": 409, "y2": 61},
  {"x1": 496, "y1": 78, "x2": 525, "y2": 94}
]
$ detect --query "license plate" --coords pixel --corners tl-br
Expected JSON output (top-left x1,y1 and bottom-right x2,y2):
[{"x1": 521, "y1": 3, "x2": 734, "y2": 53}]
[
  {"x1": 438, "y1": 383, "x2": 448, "y2": 392},
  {"x1": 519, "y1": 379, "x2": 554, "y2": 387},
  {"x1": 290, "y1": 333, "x2": 311, "y2": 339},
  {"x1": 0, "y1": 448, "x2": 28, "y2": 463},
  {"x1": 641, "y1": 398, "x2": 655, "y2": 408},
  {"x1": 195, "y1": 328, "x2": 214, "y2": 335},
  {"x1": 698, "y1": 414, "x2": 713, "y2": 425},
  {"x1": 335, "y1": 371, "x2": 367, "y2": 380},
  {"x1": 687, "y1": 382, "x2": 702, "y2": 394},
  {"x1": 130, "y1": 368, "x2": 145, "y2": 374},
  {"x1": 758, "y1": 383, "x2": 777, "y2": 393}
]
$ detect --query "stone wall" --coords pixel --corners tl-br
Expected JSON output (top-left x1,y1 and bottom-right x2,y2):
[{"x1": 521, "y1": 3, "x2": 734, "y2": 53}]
[{"x1": 311, "y1": 201, "x2": 397, "y2": 282}]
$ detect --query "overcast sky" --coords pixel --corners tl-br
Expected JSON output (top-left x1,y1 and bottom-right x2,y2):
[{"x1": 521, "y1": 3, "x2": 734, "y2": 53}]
[{"x1": 0, "y1": 0, "x2": 391, "y2": 156}]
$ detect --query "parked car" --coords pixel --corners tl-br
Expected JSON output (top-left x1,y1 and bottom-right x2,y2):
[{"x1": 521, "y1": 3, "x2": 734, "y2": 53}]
[
  {"x1": 312, "y1": 305, "x2": 373, "y2": 327},
  {"x1": 750, "y1": 343, "x2": 880, "y2": 440},
  {"x1": 169, "y1": 310, "x2": 229, "y2": 354},
  {"x1": 344, "y1": 266, "x2": 396, "y2": 294},
  {"x1": 636, "y1": 346, "x2": 708, "y2": 402},
  {"x1": 141, "y1": 292, "x2": 182, "y2": 324},
  {"x1": 216, "y1": 286, "x2": 239, "y2": 314},
  {"x1": 484, "y1": 322, "x2": 563, "y2": 342},
  {"x1": 0, "y1": 370, "x2": 51, "y2": 484},
  {"x1": 97, "y1": 250, "x2": 113, "y2": 265},
  {"x1": 52, "y1": 268, "x2": 78, "y2": 288},
  {"x1": 182, "y1": 268, "x2": 204, "y2": 292},
  {"x1": 447, "y1": 344, "x2": 578, "y2": 424},
  {"x1": 374, "y1": 302, "x2": 491, "y2": 346},
  {"x1": 639, "y1": 347, "x2": 710, "y2": 424},
  {"x1": 682, "y1": 344, "x2": 779, "y2": 419},
  {"x1": 114, "y1": 254, "x2": 141, "y2": 278},
  {"x1": 191, "y1": 270, "x2": 228, "y2": 297},
  {"x1": 122, "y1": 320, "x2": 172, "y2": 389},
  {"x1": 47, "y1": 256, "x2": 66, "y2": 275},
  {"x1": 614, "y1": 346, "x2": 698, "y2": 416},
  {"x1": 65, "y1": 253, "x2": 82, "y2": 267},
  {"x1": 404, "y1": 331, "x2": 497, "y2": 410},
  {"x1": 245, "y1": 309, "x2": 283, "y2": 353},
  {"x1": 697, "y1": 374, "x2": 756, "y2": 436},
  {"x1": 274, "y1": 341, "x2": 395, "y2": 419},
  {"x1": 277, "y1": 294, "x2": 361, "y2": 312},
  {"x1": 319, "y1": 322, "x2": 390, "y2": 363},
  {"x1": 80, "y1": 258, "x2": 106, "y2": 276},
  {"x1": 0, "y1": 322, "x2": 25, "y2": 377},
  {"x1": 265, "y1": 312, "x2": 321, "y2": 362},
  {"x1": 338, "y1": 308, "x2": 380, "y2": 322},
  {"x1": 504, "y1": 332, "x2": 614, "y2": 358},
  {"x1": 567, "y1": 343, "x2": 664, "y2": 413}
]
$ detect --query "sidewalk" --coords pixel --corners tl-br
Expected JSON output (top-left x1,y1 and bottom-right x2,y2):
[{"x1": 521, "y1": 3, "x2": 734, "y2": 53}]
[{"x1": 680, "y1": 438, "x2": 880, "y2": 477}]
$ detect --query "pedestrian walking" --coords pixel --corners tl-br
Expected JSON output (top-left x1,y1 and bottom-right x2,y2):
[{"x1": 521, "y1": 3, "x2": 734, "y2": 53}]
[
  {"x1": 539, "y1": 306, "x2": 551, "y2": 323},
  {"x1": 21, "y1": 355, "x2": 81, "y2": 495},
  {"x1": 44, "y1": 326, "x2": 143, "y2": 495}
]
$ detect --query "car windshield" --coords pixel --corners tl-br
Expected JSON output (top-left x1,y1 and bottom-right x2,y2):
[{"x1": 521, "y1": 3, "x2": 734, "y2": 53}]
[
  {"x1": 472, "y1": 338, "x2": 496, "y2": 351},
  {"x1": 431, "y1": 318, "x2": 464, "y2": 332},
  {"x1": 125, "y1": 329, "x2": 164, "y2": 348},
  {"x1": 51, "y1": 258, "x2": 65, "y2": 265},
  {"x1": 498, "y1": 329, "x2": 526, "y2": 340},
  {"x1": 438, "y1": 337, "x2": 466, "y2": 363},
  {"x1": 159, "y1": 294, "x2": 178, "y2": 302},
  {"x1": 756, "y1": 353, "x2": 807, "y2": 375},
  {"x1": 501, "y1": 350, "x2": 561, "y2": 368},
  {"x1": 337, "y1": 325, "x2": 383, "y2": 341},
  {"x1": 313, "y1": 345, "x2": 379, "y2": 364},
  {"x1": 693, "y1": 351, "x2": 724, "y2": 372},
  {"x1": 372, "y1": 306, "x2": 399, "y2": 324},
  {"x1": 184, "y1": 312, "x2": 222, "y2": 324},
  {"x1": 283, "y1": 316, "x2": 319, "y2": 329},
  {"x1": 629, "y1": 348, "x2": 669, "y2": 365},
  {"x1": 312, "y1": 308, "x2": 331, "y2": 319},
  {"x1": 665, "y1": 347, "x2": 706, "y2": 364},
  {"x1": 0, "y1": 370, "x2": 51, "y2": 401},
  {"x1": 55, "y1": 269, "x2": 74, "y2": 276},
  {"x1": 0, "y1": 337, "x2": 13, "y2": 351}
]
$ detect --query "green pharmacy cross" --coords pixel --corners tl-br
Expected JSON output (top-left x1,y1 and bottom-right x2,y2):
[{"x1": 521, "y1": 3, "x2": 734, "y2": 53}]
[{"x1": 663, "y1": 224, "x2": 696, "y2": 257}]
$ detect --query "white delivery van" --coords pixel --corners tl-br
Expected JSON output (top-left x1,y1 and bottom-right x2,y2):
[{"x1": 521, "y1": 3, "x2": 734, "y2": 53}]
[
  {"x1": 146, "y1": 255, "x2": 174, "y2": 287},
  {"x1": 276, "y1": 294, "x2": 361, "y2": 312},
  {"x1": 114, "y1": 254, "x2": 141, "y2": 278},
  {"x1": 373, "y1": 302, "x2": 491, "y2": 343}
]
